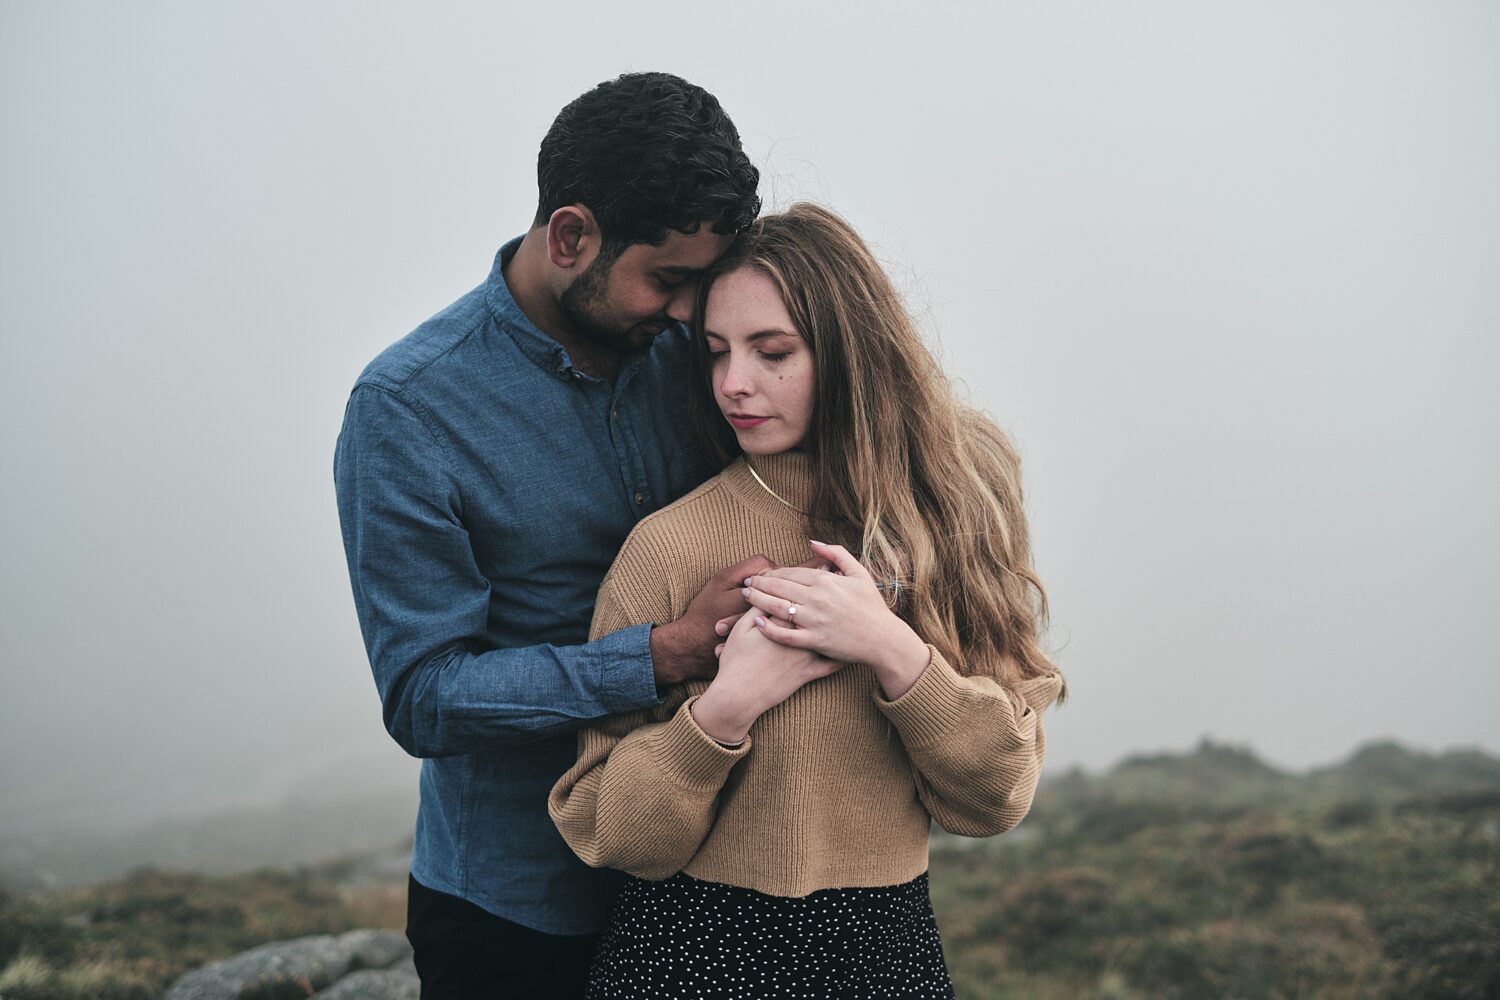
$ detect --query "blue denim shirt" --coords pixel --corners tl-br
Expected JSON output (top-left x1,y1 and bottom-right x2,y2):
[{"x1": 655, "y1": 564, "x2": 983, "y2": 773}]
[{"x1": 334, "y1": 238, "x2": 711, "y2": 934}]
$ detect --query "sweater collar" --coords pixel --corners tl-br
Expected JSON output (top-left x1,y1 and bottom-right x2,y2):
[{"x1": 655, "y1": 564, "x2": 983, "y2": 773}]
[{"x1": 724, "y1": 449, "x2": 814, "y2": 524}]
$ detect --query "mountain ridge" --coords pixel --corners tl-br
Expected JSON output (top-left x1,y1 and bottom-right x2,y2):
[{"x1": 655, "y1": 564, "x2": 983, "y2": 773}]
[{"x1": 7, "y1": 737, "x2": 1497, "y2": 892}]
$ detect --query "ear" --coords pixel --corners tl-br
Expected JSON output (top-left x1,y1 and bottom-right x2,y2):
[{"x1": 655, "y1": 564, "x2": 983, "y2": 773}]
[{"x1": 546, "y1": 205, "x2": 598, "y2": 271}]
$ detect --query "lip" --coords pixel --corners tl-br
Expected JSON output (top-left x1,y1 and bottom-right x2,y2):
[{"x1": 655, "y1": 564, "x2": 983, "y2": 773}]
[{"x1": 726, "y1": 414, "x2": 770, "y2": 429}]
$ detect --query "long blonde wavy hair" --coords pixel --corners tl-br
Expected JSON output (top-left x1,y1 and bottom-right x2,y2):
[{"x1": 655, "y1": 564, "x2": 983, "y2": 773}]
[{"x1": 690, "y1": 203, "x2": 1061, "y2": 691}]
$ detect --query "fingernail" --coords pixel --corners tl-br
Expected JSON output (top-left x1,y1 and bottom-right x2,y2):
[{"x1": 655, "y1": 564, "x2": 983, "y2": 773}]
[
  {"x1": 743, "y1": 577, "x2": 753, "y2": 587},
  {"x1": 741, "y1": 587, "x2": 751, "y2": 598},
  {"x1": 809, "y1": 540, "x2": 825, "y2": 546},
  {"x1": 755, "y1": 616, "x2": 766, "y2": 628},
  {"x1": 715, "y1": 622, "x2": 729, "y2": 635}
]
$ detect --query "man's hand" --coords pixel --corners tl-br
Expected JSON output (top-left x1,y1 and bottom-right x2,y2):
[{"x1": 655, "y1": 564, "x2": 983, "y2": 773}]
[{"x1": 650, "y1": 554, "x2": 776, "y2": 687}]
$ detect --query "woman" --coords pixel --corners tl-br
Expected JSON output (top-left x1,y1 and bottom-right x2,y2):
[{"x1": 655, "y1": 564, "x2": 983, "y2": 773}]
[{"x1": 549, "y1": 203, "x2": 1065, "y2": 999}]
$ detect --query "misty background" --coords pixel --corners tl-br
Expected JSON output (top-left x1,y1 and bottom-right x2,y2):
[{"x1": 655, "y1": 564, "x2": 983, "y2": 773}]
[{"x1": 2, "y1": 1, "x2": 1496, "y2": 875}]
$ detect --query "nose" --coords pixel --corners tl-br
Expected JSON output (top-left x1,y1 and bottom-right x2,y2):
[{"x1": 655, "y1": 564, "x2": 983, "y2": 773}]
[
  {"x1": 665, "y1": 281, "x2": 697, "y2": 325},
  {"x1": 718, "y1": 352, "x2": 753, "y2": 399}
]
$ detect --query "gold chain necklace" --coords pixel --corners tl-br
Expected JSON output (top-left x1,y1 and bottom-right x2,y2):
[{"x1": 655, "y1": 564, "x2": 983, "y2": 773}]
[
  {"x1": 745, "y1": 459, "x2": 901, "y2": 601},
  {"x1": 745, "y1": 460, "x2": 804, "y2": 514}
]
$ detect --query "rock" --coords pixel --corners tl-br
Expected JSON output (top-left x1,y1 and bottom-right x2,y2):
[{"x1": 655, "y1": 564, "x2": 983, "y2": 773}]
[
  {"x1": 312, "y1": 967, "x2": 420, "y2": 999},
  {"x1": 164, "y1": 929, "x2": 412, "y2": 1000},
  {"x1": 339, "y1": 929, "x2": 413, "y2": 972}
]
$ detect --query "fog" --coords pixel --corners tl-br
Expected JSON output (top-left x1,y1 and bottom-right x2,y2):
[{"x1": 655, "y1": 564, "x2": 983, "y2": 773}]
[{"x1": 2, "y1": 0, "x2": 1496, "y2": 849}]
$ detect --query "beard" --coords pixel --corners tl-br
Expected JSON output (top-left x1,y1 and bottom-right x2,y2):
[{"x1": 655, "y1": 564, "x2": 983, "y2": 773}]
[{"x1": 557, "y1": 251, "x2": 666, "y2": 355}]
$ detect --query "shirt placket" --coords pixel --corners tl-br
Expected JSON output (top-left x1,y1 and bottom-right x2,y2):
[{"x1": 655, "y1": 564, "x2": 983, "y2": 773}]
[{"x1": 608, "y1": 364, "x2": 652, "y2": 513}]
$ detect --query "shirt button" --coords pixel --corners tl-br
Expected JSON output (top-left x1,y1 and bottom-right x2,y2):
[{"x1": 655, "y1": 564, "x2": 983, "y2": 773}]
[
  {"x1": 633, "y1": 491, "x2": 645, "y2": 505},
  {"x1": 611, "y1": 409, "x2": 619, "y2": 420}
]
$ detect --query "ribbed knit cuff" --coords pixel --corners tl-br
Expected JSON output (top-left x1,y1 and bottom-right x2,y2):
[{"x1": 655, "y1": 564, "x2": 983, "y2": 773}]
[
  {"x1": 874, "y1": 646, "x2": 978, "y2": 749},
  {"x1": 644, "y1": 695, "x2": 753, "y2": 793},
  {"x1": 1015, "y1": 671, "x2": 1066, "y2": 713}
]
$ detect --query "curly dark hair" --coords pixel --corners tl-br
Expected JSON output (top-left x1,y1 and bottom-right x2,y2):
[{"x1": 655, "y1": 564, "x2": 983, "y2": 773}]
[{"x1": 534, "y1": 72, "x2": 762, "y2": 254}]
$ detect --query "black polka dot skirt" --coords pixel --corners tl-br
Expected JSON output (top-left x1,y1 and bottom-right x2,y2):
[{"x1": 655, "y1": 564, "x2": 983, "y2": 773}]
[{"x1": 585, "y1": 871, "x2": 955, "y2": 999}]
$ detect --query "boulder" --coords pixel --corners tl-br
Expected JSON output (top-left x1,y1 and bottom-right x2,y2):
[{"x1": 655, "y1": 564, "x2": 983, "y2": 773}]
[
  {"x1": 313, "y1": 967, "x2": 419, "y2": 999},
  {"x1": 163, "y1": 929, "x2": 412, "y2": 1000}
]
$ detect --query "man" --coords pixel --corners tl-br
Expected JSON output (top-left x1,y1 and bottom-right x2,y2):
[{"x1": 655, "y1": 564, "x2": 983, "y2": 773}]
[{"x1": 334, "y1": 73, "x2": 767, "y2": 998}]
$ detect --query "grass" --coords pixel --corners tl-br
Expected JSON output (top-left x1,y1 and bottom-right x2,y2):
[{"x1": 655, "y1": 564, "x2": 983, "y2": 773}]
[
  {"x1": 3, "y1": 740, "x2": 1496, "y2": 998},
  {"x1": 0, "y1": 865, "x2": 404, "y2": 999}
]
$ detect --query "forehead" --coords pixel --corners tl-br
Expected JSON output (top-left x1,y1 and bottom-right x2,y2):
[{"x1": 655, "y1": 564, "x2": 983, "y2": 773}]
[
  {"x1": 704, "y1": 267, "x2": 797, "y2": 337},
  {"x1": 615, "y1": 226, "x2": 734, "y2": 273}
]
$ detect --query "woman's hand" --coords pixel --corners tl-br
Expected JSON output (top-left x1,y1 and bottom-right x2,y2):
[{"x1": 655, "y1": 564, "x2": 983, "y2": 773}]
[
  {"x1": 742, "y1": 540, "x2": 931, "y2": 699},
  {"x1": 690, "y1": 607, "x2": 843, "y2": 744}
]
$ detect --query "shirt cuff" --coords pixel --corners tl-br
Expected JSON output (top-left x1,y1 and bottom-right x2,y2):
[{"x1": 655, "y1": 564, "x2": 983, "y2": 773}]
[
  {"x1": 642, "y1": 695, "x2": 753, "y2": 793},
  {"x1": 593, "y1": 623, "x2": 662, "y2": 714},
  {"x1": 874, "y1": 645, "x2": 993, "y2": 748}
]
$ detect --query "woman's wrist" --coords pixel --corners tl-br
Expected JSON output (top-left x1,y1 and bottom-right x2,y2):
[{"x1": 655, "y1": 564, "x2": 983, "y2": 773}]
[
  {"x1": 690, "y1": 687, "x2": 757, "y2": 745},
  {"x1": 868, "y1": 620, "x2": 931, "y2": 700}
]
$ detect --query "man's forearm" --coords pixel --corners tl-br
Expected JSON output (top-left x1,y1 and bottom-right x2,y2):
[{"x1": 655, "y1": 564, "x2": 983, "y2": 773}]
[
  {"x1": 379, "y1": 625, "x2": 661, "y2": 757},
  {"x1": 649, "y1": 619, "x2": 706, "y2": 689}
]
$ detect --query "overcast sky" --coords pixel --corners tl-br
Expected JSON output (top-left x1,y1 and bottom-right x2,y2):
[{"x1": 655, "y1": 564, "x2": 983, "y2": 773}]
[{"x1": 2, "y1": 0, "x2": 1496, "y2": 838}]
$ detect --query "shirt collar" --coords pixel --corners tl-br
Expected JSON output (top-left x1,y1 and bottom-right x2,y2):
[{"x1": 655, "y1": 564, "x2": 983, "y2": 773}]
[
  {"x1": 484, "y1": 236, "x2": 669, "y2": 385},
  {"x1": 484, "y1": 236, "x2": 575, "y2": 380}
]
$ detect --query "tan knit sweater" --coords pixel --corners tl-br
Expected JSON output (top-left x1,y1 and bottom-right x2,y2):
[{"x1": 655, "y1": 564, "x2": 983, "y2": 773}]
[{"x1": 548, "y1": 450, "x2": 1063, "y2": 898}]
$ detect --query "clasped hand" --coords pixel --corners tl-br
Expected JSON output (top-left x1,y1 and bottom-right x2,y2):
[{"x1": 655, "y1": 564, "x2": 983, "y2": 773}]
[
  {"x1": 741, "y1": 540, "x2": 927, "y2": 675},
  {"x1": 699, "y1": 542, "x2": 932, "y2": 734},
  {"x1": 690, "y1": 608, "x2": 842, "y2": 744}
]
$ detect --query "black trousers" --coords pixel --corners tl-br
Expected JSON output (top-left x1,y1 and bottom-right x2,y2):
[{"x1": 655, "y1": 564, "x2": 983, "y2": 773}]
[{"x1": 406, "y1": 874, "x2": 601, "y2": 1000}]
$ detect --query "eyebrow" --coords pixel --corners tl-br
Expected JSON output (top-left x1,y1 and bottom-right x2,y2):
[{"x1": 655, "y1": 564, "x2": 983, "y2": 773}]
[{"x1": 702, "y1": 328, "x2": 798, "y2": 342}]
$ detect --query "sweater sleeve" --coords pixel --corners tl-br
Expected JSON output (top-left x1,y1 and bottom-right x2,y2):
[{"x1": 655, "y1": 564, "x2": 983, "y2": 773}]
[
  {"x1": 874, "y1": 647, "x2": 1064, "y2": 837},
  {"x1": 547, "y1": 535, "x2": 752, "y2": 880}
]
